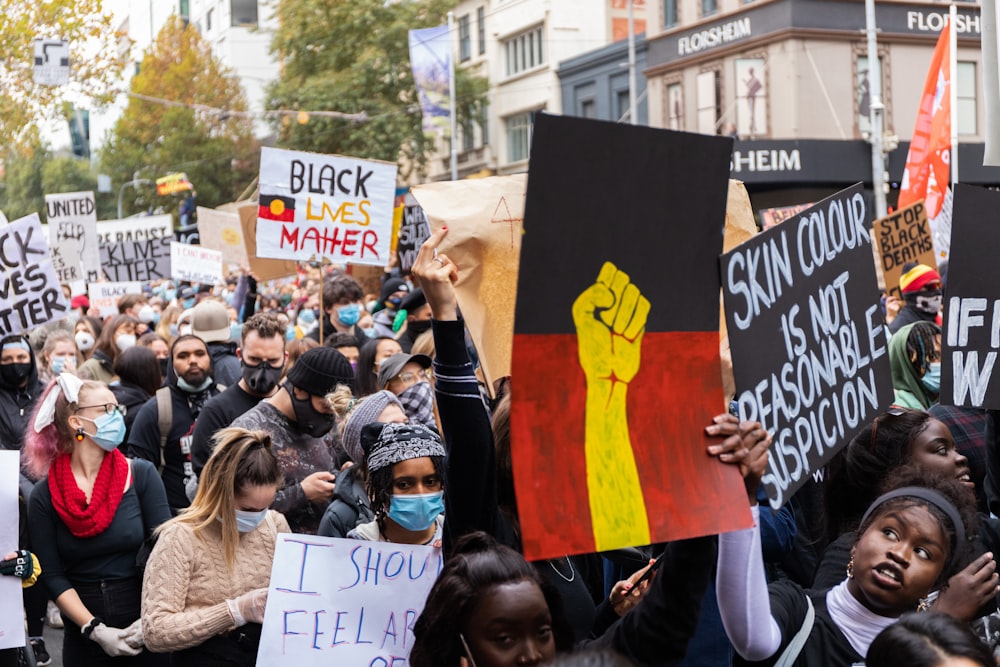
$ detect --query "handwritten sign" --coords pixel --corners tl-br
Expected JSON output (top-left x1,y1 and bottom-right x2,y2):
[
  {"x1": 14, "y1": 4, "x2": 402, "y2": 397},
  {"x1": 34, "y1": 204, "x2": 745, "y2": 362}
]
[
  {"x1": 0, "y1": 214, "x2": 69, "y2": 337},
  {"x1": 46, "y1": 190, "x2": 99, "y2": 282},
  {"x1": 197, "y1": 207, "x2": 249, "y2": 268},
  {"x1": 170, "y1": 242, "x2": 223, "y2": 285},
  {"x1": 51, "y1": 237, "x2": 83, "y2": 284},
  {"x1": 396, "y1": 198, "x2": 430, "y2": 274},
  {"x1": 941, "y1": 184, "x2": 1000, "y2": 409},
  {"x1": 255, "y1": 147, "x2": 398, "y2": 266},
  {"x1": 873, "y1": 201, "x2": 936, "y2": 300},
  {"x1": 258, "y1": 534, "x2": 441, "y2": 666},
  {"x1": 722, "y1": 183, "x2": 893, "y2": 508},
  {"x1": 238, "y1": 204, "x2": 298, "y2": 282},
  {"x1": 759, "y1": 202, "x2": 813, "y2": 230},
  {"x1": 88, "y1": 282, "x2": 142, "y2": 318},
  {"x1": 97, "y1": 215, "x2": 172, "y2": 282},
  {"x1": 0, "y1": 451, "x2": 24, "y2": 650}
]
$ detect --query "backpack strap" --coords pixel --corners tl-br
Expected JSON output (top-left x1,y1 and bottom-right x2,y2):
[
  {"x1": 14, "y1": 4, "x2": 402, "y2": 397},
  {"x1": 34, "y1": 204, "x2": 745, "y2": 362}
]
[
  {"x1": 773, "y1": 594, "x2": 815, "y2": 667},
  {"x1": 155, "y1": 387, "x2": 172, "y2": 474}
]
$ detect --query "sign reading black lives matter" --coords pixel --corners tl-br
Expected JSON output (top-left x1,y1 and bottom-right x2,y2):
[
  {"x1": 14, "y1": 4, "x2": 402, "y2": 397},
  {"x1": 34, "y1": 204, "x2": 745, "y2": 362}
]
[
  {"x1": 941, "y1": 184, "x2": 1000, "y2": 409},
  {"x1": 0, "y1": 214, "x2": 69, "y2": 336},
  {"x1": 96, "y1": 216, "x2": 173, "y2": 282},
  {"x1": 721, "y1": 183, "x2": 893, "y2": 509}
]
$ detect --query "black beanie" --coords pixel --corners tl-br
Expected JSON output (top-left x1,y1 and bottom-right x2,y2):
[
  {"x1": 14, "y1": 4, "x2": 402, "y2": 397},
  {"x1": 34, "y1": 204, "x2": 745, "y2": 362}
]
[{"x1": 287, "y1": 347, "x2": 356, "y2": 395}]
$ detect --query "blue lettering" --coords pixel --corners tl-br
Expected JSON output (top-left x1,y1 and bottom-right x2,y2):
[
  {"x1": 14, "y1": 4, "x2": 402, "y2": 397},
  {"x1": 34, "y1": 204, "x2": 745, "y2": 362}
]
[
  {"x1": 384, "y1": 552, "x2": 404, "y2": 580},
  {"x1": 381, "y1": 612, "x2": 398, "y2": 649},
  {"x1": 312, "y1": 610, "x2": 327, "y2": 650},
  {"x1": 331, "y1": 611, "x2": 349, "y2": 646},
  {"x1": 356, "y1": 607, "x2": 373, "y2": 645}
]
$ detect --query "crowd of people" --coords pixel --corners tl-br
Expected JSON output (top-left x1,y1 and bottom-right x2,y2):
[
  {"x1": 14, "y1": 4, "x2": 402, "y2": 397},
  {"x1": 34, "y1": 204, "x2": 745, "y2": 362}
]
[{"x1": 0, "y1": 220, "x2": 995, "y2": 667}]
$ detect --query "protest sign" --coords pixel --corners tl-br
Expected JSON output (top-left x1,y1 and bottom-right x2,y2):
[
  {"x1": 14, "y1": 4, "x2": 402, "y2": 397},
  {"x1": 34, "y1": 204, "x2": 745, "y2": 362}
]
[
  {"x1": 170, "y1": 242, "x2": 223, "y2": 285},
  {"x1": 156, "y1": 172, "x2": 193, "y2": 196},
  {"x1": 97, "y1": 215, "x2": 172, "y2": 282},
  {"x1": 51, "y1": 236, "x2": 83, "y2": 283},
  {"x1": 88, "y1": 282, "x2": 142, "y2": 318},
  {"x1": 412, "y1": 175, "x2": 527, "y2": 396},
  {"x1": 0, "y1": 214, "x2": 69, "y2": 337},
  {"x1": 396, "y1": 197, "x2": 431, "y2": 274},
  {"x1": 873, "y1": 201, "x2": 936, "y2": 300},
  {"x1": 238, "y1": 204, "x2": 298, "y2": 282},
  {"x1": 510, "y1": 113, "x2": 751, "y2": 561},
  {"x1": 722, "y1": 183, "x2": 893, "y2": 509},
  {"x1": 255, "y1": 147, "x2": 397, "y2": 266},
  {"x1": 941, "y1": 184, "x2": 1000, "y2": 409},
  {"x1": 197, "y1": 207, "x2": 249, "y2": 268},
  {"x1": 258, "y1": 534, "x2": 441, "y2": 665},
  {"x1": 759, "y1": 202, "x2": 813, "y2": 230},
  {"x1": 0, "y1": 451, "x2": 24, "y2": 650},
  {"x1": 45, "y1": 190, "x2": 99, "y2": 282}
]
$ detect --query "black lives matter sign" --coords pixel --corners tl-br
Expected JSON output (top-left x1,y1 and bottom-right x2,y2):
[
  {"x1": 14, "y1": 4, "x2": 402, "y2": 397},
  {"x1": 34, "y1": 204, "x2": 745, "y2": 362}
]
[
  {"x1": 0, "y1": 214, "x2": 69, "y2": 336},
  {"x1": 721, "y1": 183, "x2": 893, "y2": 508}
]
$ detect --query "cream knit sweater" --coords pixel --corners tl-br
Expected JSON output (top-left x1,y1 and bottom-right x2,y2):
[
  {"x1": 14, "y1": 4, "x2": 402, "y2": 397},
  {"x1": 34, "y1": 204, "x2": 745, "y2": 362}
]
[{"x1": 141, "y1": 510, "x2": 290, "y2": 652}]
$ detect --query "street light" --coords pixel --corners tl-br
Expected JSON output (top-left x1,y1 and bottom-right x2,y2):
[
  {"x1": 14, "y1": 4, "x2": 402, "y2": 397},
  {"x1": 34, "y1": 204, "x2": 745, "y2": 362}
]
[{"x1": 117, "y1": 177, "x2": 153, "y2": 219}]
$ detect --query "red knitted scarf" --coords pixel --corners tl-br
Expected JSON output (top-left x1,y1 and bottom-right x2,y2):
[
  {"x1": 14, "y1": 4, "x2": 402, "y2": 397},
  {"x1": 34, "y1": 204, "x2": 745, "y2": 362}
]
[{"x1": 48, "y1": 449, "x2": 129, "y2": 538}]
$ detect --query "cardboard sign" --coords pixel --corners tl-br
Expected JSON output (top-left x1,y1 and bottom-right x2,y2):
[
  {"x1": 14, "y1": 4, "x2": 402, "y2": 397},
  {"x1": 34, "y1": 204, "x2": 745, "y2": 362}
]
[
  {"x1": 97, "y1": 215, "x2": 173, "y2": 282},
  {"x1": 197, "y1": 207, "x2": 249, "y2": 268},
  {"x1": 722, "y1": 183, "x2": 893, "y2": 509},
  {"x1": 0, "y1": 214, "x2": 69, "y2": 337},
  {"x1": 396, "y1": 198, "x2": 431, "y2": 274},
  {"x1": 170, "y1": 242, "x2": 223, "y2": 285},
  {"x1": 412, "y1": 175, "x2": 527, "y2": 396},
  {"x1": 51, "y1": 236, "x2": 83, "y2": 284},
  {"x1": 510, "y1": 113, "x2": 751, "y2": 561},
  {"x1": 0, "y1": 451, "x2": 24, "y2": 650},
  {"x1": 873, "y1": 201, "x2": 936, "y2": 300},
  {"x1": 238, "y1": 204, "x2": 298, "y2": 283},
  {"x1": 255, "y1": 147, "x2": 397, "y2": 266},
  {"x1": 88, "y1": 282, "x2": 142, "y2": 318},
  {"x1": 258, "y1": 534, "x2": 442, "y2": 665},
  {"x1": 941, "y1": 184, "x2": 1000, "y2": 409},
  {"x1": 759, "y1": 203, "x2": 813, "y2": 230},
  {"x1": 45, "y1": 190, "x2": 99, "y2": 282}
]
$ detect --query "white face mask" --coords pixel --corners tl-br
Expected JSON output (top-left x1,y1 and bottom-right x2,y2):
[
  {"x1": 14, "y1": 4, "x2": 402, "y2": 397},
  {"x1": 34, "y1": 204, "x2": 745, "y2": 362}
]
[
  {"x1": 179, "y1": 324, "x2": 193, "y2": 336},
  {"x1": 138, "y1": 305, "x2": 156, "y2": 324},
  {"x1": 75, "y1": 331, "x2": 95, "y2": 352},
  {"x1": 116, "y1": 334, "x2": 137, "y2": 352}
]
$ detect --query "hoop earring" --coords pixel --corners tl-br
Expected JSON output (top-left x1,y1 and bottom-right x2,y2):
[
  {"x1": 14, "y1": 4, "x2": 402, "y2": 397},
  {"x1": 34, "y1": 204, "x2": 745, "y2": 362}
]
[
  {"x1": 846, "y1": 556, "x2": 855, "y2": 580},
  {"x1": 75, "y1": 427, "x2": 86, "y2": 442}
]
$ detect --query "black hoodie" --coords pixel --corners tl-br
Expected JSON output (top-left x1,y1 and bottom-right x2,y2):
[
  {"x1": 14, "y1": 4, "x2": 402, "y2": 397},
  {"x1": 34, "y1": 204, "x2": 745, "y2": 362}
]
[{"x1": 0, "y1": 336, "x2": 43, "y2": 451}]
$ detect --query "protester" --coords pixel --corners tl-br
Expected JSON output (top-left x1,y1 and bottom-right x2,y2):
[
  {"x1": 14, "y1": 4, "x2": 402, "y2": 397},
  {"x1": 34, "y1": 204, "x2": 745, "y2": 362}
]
[
  {"x1": 155, "y1": 305, "x2": 181, "y2": 342},
  {"x1": 231, "y1": 346, "x2": 354, "y2": 533},
  {"x1": 283, "y1": 337, "x2": 318, "y2": 378},
  {"x1": 0, "y1": 335, "x2": 44, "y2": 451},
  {"x1": 37, "y1": 330, "x2": 79, "y2": 384},
  {"x1": 191, "y1": 300, "x2": 241, "y2": 387},
  {"x1": 378, "y1": 352, "x2": 437, "y2": 429},
  {"x1": 309, "y1": 274, "x2": 366, "y2": 344},
  {"x1": 142, "y1": 428, "x2": 289, "y2": 664},
  {"x1": 110, "y1": 346, "x2": 162, "y2": 450},
  {"x1": 191, "y1": 312, "x2": 287, "y2": 476},
  {"x1": 74, "y1": 316, "x2": 103, "y2": 362},
  {"x1": 396, "y1": 287, "x2": 432, "y2": 352},
  {"x1": 77, "y1": 314, "x2": 139, "y2": 384},
  {"x1": 866, "y1": 611, "x2": 995, "y2": 667},
  {"x1": 25, "y1": 374, "x2": 170, "y2": 665},
  {"x1": 371, "y1": 277, "x2": 410, "y2": 338},
  {"x1": 355, "y1": 336, "x2": 403, "y2": 397},
  {"x1": 137, "y1": 332, "x2": 171, "y2": 384},
  {"x1": 889, "y1": 263, "x2": 944, "y2": 334},
  {"x1": 325, "y1": 331, "x2": 360, "y2": 370},
  {"x1": 889, "y1": 321, "x2": 941, "y2": 410}
]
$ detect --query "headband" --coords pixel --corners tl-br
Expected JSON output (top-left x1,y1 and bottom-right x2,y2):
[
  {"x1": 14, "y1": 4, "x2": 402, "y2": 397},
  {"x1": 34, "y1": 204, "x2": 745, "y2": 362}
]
[
  {"x1": 366, "y1": 423, "x2": 446, "y2": 473},
  {"x1": 2, "y1": 340, "x2": 29, "y2": 352},
  {"x1": 860, "y1": 486, "x2": 966, "y2": 564},
  {"x1": 33, "y1": 373, "x2": 84, "y2": 433}
]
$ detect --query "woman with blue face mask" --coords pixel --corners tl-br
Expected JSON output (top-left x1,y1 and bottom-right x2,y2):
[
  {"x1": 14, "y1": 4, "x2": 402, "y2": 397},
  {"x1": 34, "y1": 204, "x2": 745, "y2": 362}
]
[
  {"x1": 141, "y1": 428, "x2": 289, "y2": 664},
  {"x1": 889, "y1": 321, "x2": 942, "y2": 410}
]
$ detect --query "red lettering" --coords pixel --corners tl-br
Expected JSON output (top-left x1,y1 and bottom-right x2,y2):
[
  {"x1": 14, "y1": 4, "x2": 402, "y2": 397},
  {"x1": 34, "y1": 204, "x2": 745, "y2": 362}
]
[
  {"x1": 280, "y1": 225, "x2": 299, "y2": 248},
  {"x1": 361, "y1": 230, "x2": 379, "y2": 259},
  {"x1": 341, "y1": 229, "x2": 358, "y2": 256}
]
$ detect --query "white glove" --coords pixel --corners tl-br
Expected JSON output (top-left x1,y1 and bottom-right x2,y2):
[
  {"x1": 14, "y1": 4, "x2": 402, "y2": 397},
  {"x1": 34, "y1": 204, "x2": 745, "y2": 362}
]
[
  {"x1": 119, "y1": 618, "x2": 144, "y2": 650},
  {"x1": 226, "y1": 587, "x2": 268, "y2": 626},
  {"x1": 90, "y1": 622, "x2": 143, "y2": 657}
]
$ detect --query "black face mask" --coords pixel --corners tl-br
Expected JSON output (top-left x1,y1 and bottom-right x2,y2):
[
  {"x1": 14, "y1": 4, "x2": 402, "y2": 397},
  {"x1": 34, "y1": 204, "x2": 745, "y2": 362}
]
[
  {"x1": 407, "y1": 320, "x2": 432, "y2": 336},
  {"x1": 158, "y1": 358, "x2": 169, "y2": 377},
  {"x1": 242, "y1": 360, "x2": 283, "y2": 396},
  {"x1": 285, "y1": 381, "x2": 335, "y2": 437},
  {"x1": 0, "y1": 363, "x2": 31, "y2": 388}
]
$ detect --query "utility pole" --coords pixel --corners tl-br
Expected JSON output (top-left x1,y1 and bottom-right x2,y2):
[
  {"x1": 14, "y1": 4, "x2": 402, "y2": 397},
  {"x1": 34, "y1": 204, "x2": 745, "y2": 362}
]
[
  {"x1": 627, "y1": 0, "x2": 638, "y2": 125},
  {"x1": 865, "y1": 0, "x2": 887, "y2": 219},
  {"x1": 448, "y1": 11, "x2": 459, "y2": 180}
]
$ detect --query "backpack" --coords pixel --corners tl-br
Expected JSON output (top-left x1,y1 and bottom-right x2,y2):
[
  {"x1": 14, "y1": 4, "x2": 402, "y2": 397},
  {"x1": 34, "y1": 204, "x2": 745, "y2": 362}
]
[{"x1": 154, "y1": 384, "x2": 225, "y2": 474}]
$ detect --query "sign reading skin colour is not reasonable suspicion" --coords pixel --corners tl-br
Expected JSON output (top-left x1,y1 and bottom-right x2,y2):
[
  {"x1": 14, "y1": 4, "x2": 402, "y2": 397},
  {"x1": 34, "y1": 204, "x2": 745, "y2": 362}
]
[
  {"x1": 721, "y1": 183, "x2": 893, "y2": 509},
  {"x1": 255, "y1": 147, "x2": 397, "y2": 266}
]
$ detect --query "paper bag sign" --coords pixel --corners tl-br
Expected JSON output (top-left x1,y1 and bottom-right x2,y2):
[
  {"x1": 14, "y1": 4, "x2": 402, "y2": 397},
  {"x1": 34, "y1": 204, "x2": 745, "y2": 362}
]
[
  {"x1": 510, "y1": 113, "x2": 751, "y2": 561},
  {"x1": 170, "y1": 242, "x2": 223, "y2": 285},
  {"x1": 97, "y1": 216, "x2": 173, "y2": 282},
  {"x1": 411, "y1": 174, "x2": 526, "y2": 394},
  {"x1": 941, "y1": 184, "x2": 1000, "y2": 409},
  {"x1": 197, "y1": 207, "x2": 249, "y2": 268},
  {"x1": 873, "y1": 201, "x2": 936, "y2": 300},
  {"x1": 45, "y1": 190, "x2": 100, "y2": 282},
  {"x1": 258, "y1": 535, "x2": 442, "y2": 665},
  {"x1": 0, "y1": 214, "x2": 70, "y2": 336},
  {"x1": 721, "y1": 183, "x2": 893, "y2": 509},
  {"x1": 255, "y1": 147, "x2": 398, "y2": 266}
]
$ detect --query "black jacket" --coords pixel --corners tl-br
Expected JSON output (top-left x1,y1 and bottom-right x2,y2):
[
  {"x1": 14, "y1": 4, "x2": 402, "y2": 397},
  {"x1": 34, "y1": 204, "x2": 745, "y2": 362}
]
[
  {"x1": 317, "y1": 464, "x2": 374, "y2": 538},
  {"x1": 0, "y1": 343, "x2": 42, "y2": 451}
]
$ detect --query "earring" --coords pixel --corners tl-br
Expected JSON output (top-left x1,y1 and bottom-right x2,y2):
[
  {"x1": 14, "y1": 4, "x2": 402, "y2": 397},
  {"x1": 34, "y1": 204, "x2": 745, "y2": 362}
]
[
  {"x1": 75, "y1": 427, "x2": 85, "y2": 442},
  {"x1": 846, "y1": 556, "x2": 855, "y2": 580},
  {"x1": 917, "y1": 597, "x2": 931, "y2": 612}
]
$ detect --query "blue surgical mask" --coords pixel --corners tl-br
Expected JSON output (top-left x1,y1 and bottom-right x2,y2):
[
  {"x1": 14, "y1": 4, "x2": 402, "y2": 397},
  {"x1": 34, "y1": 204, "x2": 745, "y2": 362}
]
[
  {"x1": 285, "y1": 327, "x2": 296, "y2": 342},
  {"x1": 169, "y1": 324, "x2": 179, "y2": 337},
  {"x1": 336, "y1": 304, "x2": 361, "y2": 327},
  {"x1": 183, "y1": 298, "x2": 196, "y2": 310},
  {"x1": 78, "y1": 411, "x2": 127, "y2": 452},
  {"x1": 177, "y1": 376, "x2": 213, "y2": 393},
  {"x1": 361, "y1": 327, "x2": 376, "y2": 339},
  {"x1": 922, "y1": 361, "x2": 941, "y2": 393},
  {"x1": 164, "y1": 289, "x2": 177, "y2": 302},
  {"x1": 387, "y1": 491, "x2": 444, "y2": 532},
  {"x1": 235, "y1": 508, "x2": 268, "y2": 533},
  {"x1": 230, "y1": 322, "x2": 243, "y2": 342}
]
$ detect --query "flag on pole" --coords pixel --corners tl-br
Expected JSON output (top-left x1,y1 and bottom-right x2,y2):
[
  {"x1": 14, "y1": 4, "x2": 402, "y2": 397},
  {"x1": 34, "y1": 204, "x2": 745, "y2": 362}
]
[
  {"x1": 898, "y1": 23, "x2": 951, "y2": 218},
  {"x1": 408, "y1": 25, "x2": 452, "y2": 135}
]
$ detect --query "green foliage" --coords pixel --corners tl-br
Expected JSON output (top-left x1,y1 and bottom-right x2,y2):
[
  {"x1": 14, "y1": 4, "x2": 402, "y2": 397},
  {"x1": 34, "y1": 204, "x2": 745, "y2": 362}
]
[
  {"x1": 99, "y1": 16, "x2": 259, "y2": 219},
  {"x1": 267, "y1": 0, "x2": 488, "y2": 179}
]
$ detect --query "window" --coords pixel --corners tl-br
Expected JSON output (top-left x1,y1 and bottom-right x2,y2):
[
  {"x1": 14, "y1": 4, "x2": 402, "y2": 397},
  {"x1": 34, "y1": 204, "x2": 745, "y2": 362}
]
[
  {"x1": 664, "y1": 0, "x2": 678, "y2": 28},
  {"x1": 696, "y1": 70, "x2": 721, "y2": 135},
  {"x1": 575, "y1": 83, "x2": 596, "y2": 118},
  {"x1": 735, "y1": 58, "x2": 767, "y2": 138},
  {"x1": 666, "y1": 82, "x2": 683, "y2": 130},
  {"x1": 459, "y1": 15, "x2": 471, "y2": 62},
  {"x1": 230, "y1": 0, "x2": 258, "y2": 26},
  {"x1": 462, "y1": 118, "x2": 475, "y2": 151},
  {"x1": 504, "y1": 26, "x2": 545, "y2": 77},
  {"x1": 615, "y1": 89, "x2": 631, "y2": 122},
  {"x1": 957, "y1": 61, "x2": 976, "y2": 135},
  {"x1": 477, "y1": 7, "x2": 486, "y2": 55},
  {"x1": 480, "y1": 109, "x2": 489, "y2": 146},
  {"x1": 206, "y1": 8, "x2": 213, "y2": 31},
  {"x1": 701, "y1": 0, "x2": 717, "y2": 17},
  {"x1": 506, "y1": 112, "x2": 534, "y2": 163}
]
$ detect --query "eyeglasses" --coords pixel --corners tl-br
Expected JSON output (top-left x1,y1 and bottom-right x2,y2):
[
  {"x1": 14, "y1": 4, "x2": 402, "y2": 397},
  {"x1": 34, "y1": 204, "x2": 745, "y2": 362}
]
[
  {"x1": 868, "y1": 407, "x2": 907, "y2": 451},
  {"x1": 76, "y1": 403, "x2": 127, "y2": 417},
  {"x1": 394, "y1": 369, "x2": 432, "y2": 386}
]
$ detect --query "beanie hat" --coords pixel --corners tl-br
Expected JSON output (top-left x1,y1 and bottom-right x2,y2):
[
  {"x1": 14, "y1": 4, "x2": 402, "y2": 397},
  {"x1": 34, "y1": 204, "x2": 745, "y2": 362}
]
[
  {"x1": 360, "y1": 422, "x2": 446, "y2": 473},
  {"x1": 287, "y1": 347, "x2": 356, "y2": 396},
  {"x1": 341, "y1": 390, "x2": 404, "y2": 462},
  {"x1": 399, "y1": 288, "x2": 427, "y2": 313},
  {"x1": 191, "y1": 301, "x2": 231, "y2": 343},
  {"x1": 380, "y1": 278, "x2": 410, "y2": 303},
  {"x1": 899, "y1": 264, "x2": 942, "y2": 294}
]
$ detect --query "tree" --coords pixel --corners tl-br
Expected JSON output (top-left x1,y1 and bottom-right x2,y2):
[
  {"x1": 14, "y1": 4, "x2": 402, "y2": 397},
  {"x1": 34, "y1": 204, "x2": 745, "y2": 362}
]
[
  {"x1": 267, "y1": 0, "x2": 488, "y2": 179},
  {"x1": 0, "y1": 0, "x2": 124, "y2": 150},
  {"x1": 99, "y1": 16, "x2": 258, "y2": 219}
]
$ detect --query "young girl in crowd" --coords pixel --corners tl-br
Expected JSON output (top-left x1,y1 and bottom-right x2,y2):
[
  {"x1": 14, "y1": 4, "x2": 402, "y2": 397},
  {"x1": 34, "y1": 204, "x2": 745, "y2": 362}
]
[
  {"x1": 141, "y1": 427, "x2": 289, "y2": 664},
  {"x1": 77, "y1": 314, "x2": 139, "y2": 384}
]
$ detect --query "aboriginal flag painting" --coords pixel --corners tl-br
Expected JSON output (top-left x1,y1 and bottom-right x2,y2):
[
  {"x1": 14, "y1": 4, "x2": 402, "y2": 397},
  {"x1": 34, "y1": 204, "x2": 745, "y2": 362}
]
[
  {"x1": 511, "y1": 113, "x2": 753, "y2": 561},
  {"x1": 259, "y1": 193, "x2": 296, "y2": 222}
]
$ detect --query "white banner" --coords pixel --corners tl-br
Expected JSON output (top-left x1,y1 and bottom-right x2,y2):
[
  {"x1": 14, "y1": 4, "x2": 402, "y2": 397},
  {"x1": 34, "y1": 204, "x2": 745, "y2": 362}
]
[
  {"x1": 88, "y1": 281, "x2": 142, "y2": 318},
  {"x1": 45, "y1": 191, "x2": 99, "y2": 282},
  {"x1": 170, "y1": 242, "x2": 223, "y2": 285}
]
